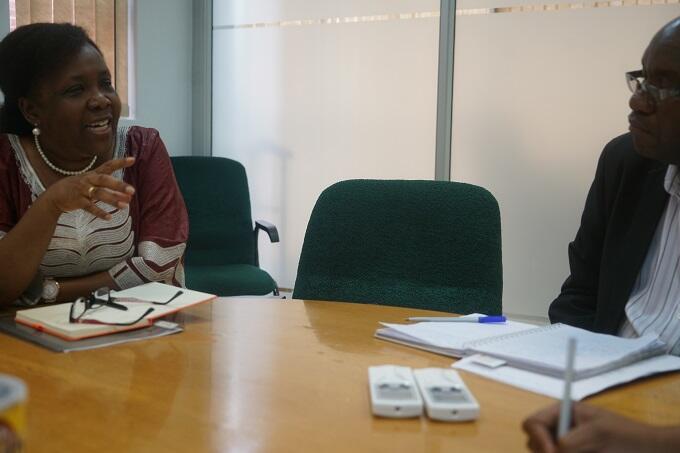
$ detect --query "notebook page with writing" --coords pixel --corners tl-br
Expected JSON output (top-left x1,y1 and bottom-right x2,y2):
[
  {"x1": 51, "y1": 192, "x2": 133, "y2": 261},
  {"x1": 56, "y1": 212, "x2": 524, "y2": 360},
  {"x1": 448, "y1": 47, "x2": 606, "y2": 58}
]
[{"x1": 466, "y1": 323, "x2": 667, "y2": 379}]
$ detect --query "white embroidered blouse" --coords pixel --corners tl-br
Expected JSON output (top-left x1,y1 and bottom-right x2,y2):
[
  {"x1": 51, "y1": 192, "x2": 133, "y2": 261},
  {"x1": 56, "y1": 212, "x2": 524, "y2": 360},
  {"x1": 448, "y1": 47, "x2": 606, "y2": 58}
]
[{"x1": 0, "y1": 126, "x2": 188, "y2": 289}]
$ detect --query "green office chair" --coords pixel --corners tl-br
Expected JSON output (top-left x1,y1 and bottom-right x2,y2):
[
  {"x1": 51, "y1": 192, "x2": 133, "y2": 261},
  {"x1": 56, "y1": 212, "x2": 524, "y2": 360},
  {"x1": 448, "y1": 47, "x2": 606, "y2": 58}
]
[
  {"x1": 293, "y1": 180, "x2": 502, "y2": 314},
  {"x1": 171, "y1": 156, "x2": 279, "y2": 296}
]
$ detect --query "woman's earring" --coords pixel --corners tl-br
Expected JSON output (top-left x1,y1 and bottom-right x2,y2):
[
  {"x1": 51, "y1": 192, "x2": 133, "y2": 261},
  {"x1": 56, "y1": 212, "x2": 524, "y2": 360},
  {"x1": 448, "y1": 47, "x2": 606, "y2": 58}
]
[{"x1": 32, "y1": 126, "x2": 40, "y2": 136}]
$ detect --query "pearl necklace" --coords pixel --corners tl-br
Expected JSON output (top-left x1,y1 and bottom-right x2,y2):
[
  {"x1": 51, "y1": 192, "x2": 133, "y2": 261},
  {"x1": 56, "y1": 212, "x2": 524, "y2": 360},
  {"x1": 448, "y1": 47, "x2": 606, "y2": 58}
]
[{"x1": 33, "y1": 130, "x2": 97, "y2": 176}]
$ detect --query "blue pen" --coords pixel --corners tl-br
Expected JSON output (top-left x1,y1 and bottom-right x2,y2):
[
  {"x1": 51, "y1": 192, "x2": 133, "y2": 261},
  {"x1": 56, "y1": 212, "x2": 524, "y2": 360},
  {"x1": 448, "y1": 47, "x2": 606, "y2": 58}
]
[{"x1": 406, "y1": 315, "x2": 507, "y2": 323}]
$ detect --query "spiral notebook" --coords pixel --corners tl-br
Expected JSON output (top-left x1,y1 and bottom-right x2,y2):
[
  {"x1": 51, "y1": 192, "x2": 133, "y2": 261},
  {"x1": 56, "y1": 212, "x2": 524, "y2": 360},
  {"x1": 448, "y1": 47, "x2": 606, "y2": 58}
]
[
  {"x1": 376, "y1": 322, "x2": 668, "y2": 380},
  {"x1": 465, "y1": 323, "x2": 667, "y2": 379},
  {"x1": 376, "y1": 318, "x2": 537, "y2": 357}
]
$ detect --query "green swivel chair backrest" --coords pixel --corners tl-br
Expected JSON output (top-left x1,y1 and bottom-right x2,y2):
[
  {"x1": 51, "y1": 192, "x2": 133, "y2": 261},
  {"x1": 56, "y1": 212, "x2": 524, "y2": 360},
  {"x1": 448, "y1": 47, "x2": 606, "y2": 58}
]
[
  {"x1": 293, "y1": 180, "x2": 502, "y2": 314},
  {"x1": 171, "y1": 156, "x2": 256, "y2": 267}
]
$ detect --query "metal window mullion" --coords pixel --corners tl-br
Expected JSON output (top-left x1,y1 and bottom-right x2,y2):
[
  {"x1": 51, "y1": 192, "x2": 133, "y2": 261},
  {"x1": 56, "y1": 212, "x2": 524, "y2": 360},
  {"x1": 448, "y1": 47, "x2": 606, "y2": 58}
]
[
  {"x1": 192, "y1": 0, "x2": 212, "y2": 157},
  {"x1": 434, "y1": 0, "x2": 456, "y2": 181}
]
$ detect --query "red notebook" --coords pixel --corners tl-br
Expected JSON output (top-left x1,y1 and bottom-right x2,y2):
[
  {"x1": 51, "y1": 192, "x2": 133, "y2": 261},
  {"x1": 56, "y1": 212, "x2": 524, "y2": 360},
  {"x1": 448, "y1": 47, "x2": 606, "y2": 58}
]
[{"x1": 15, "y1": 282, "x2": 216, "y2": 341}]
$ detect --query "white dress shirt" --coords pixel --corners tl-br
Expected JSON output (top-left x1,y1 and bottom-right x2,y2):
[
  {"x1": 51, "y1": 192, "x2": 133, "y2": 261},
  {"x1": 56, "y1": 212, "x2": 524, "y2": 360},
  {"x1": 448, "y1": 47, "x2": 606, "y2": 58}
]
[{"x1": 619, "y1": 165, "x2": 680, "y2": 355}]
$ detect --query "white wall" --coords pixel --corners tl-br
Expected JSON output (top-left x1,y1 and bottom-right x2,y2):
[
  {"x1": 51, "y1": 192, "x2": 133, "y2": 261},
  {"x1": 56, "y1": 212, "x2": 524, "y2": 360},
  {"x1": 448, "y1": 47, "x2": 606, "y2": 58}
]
[
  {"x1": 0, "y1": 0, "x2": 193, "y2": 157},
  {"x1": 215, "y1": 1, "x2": 680, "y2": 314},
  {"x1": 212, "y1": 0, "x2": 441, "y2": 290},
  {"x1": 120, "y1": 0, "x2": 193, "y2": 157},
  {"x1": 451, "y1": 4, "x2": 680, "y2": 319}
]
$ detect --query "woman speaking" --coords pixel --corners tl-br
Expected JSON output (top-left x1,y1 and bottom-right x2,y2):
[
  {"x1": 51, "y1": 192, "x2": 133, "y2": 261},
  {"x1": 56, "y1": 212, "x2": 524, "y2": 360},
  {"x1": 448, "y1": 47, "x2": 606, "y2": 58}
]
[{"x1": 0, "y1": 23, "x2": 188, "y2": 305}]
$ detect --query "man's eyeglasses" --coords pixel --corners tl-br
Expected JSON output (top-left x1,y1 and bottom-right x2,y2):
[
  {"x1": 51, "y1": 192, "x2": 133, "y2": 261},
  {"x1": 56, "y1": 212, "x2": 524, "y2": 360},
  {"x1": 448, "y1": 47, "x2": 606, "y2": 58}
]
[
  {"x1": 69, "y1": 287, "x2": 183, "y2": 326},
  {"x1": 626, "y1": 70, "x2": 680, "y2": 104}
]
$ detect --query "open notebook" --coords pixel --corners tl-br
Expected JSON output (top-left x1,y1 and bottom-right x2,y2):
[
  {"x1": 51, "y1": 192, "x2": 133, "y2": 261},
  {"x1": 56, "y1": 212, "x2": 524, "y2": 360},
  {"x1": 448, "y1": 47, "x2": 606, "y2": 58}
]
[
  {"x1": 453, "y1": 354, "x2": 680, "y2": 400},
  {"x1": 15, "y1": 282, "x2": 216, "y2": 341},
  {"x1": 376, "y1": 318, "x2": 537, "y2": 357},
  {"x1": 465, "y1": 323, "x2": 667, "y2": 379},
  {"x1": 376, "y1": 321, "x2": 668, "y2": 380}
]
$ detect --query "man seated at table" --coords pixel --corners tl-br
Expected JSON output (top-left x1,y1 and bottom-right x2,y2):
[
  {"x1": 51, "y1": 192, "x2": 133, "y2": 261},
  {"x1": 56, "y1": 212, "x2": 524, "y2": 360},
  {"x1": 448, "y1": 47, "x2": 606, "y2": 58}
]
[
  {"x1": 522, "y1": 402, "x2": 680, "y2": 453},
  {"x1": 549, "y1": 16, "x2": 680, "y2": 356}
]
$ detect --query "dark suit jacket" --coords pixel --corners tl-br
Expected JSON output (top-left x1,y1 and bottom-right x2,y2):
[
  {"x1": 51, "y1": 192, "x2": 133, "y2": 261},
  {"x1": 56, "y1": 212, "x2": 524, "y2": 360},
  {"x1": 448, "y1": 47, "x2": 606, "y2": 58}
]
[{"x1": 549, "y1": 133, "x2": 669, "y2": 334}]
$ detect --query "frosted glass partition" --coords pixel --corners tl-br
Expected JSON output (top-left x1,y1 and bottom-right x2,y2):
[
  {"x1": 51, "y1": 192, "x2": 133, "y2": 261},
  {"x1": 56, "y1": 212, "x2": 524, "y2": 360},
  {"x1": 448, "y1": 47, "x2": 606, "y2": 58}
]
[
  {"x1": 213, "y1": 0, "x2": 440, "y2": 289},
  {"x1": 451, "y1": 3, "x2": 679, "y2": 319}
]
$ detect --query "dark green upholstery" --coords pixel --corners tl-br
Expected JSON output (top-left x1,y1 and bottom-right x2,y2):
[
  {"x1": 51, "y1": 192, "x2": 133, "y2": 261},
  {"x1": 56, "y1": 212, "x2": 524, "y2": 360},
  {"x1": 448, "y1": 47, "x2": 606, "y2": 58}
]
[
  {"x1": 184, "y1": 264, "x2": 276, "y2": 297},
  {"x1": 171, "y1": 156, "x2": 277, "y2": 296},
  {"x1": 293, "y1": 180, "x2": 502, "y2": 314}
]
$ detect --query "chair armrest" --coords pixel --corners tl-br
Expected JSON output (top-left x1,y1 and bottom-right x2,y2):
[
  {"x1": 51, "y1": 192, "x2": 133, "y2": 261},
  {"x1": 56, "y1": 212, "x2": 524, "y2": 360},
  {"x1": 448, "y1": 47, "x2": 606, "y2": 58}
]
[{"x1": 254, "y1": 220, "x2": 280, "y2": 243}]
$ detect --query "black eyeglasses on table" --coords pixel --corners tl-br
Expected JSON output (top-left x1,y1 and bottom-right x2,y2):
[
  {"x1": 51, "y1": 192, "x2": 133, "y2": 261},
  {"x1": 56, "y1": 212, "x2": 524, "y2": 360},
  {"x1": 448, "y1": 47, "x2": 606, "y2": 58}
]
[{"x1": 69, "y1": 287, "x2": 184, "y2": 326}]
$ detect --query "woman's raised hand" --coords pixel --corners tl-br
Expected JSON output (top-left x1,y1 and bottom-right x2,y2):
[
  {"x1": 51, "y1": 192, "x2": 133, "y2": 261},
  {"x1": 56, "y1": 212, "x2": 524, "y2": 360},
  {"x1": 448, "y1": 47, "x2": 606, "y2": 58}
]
[{"x1": 43, "y1": 157, "x2": 136, "y2": 220}]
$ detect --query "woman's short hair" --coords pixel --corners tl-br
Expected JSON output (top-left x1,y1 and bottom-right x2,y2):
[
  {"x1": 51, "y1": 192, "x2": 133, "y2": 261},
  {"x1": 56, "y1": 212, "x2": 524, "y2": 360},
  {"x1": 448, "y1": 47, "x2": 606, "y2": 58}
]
[{"x1": 0, "y1": 23, "x2": 101, "y2": 135}]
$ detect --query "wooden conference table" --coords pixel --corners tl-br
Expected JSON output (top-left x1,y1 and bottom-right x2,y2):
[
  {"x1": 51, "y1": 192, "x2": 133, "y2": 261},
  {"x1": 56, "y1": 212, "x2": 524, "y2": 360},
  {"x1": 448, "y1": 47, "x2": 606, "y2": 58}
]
[{"x1": 1, "y1": 298, "x2": 679, "y2": 452}]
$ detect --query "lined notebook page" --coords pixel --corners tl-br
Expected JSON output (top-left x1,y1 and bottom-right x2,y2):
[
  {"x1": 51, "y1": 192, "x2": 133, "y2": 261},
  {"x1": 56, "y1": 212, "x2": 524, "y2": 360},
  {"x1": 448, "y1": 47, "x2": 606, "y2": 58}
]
[{"x1": 467, "y1": 323, "x2": 667, "y2": 379}]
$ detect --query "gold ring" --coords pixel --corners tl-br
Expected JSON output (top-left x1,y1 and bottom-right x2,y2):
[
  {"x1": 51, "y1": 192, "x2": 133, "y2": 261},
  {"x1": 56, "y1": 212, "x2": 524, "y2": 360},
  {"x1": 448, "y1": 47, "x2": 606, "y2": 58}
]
[{"x1": 87, "y1": 186, "x2": 96, "y2": 200}]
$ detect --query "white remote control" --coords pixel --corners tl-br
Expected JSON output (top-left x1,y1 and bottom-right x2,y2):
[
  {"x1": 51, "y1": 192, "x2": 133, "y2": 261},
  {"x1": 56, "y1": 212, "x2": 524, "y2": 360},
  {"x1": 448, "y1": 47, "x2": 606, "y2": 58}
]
[
  {"x1": 368, "y1": 365, "x2": 423, "y2": 418},
  {"x1": 413, "y1": 368, "x2": 480, "y2": 421}
]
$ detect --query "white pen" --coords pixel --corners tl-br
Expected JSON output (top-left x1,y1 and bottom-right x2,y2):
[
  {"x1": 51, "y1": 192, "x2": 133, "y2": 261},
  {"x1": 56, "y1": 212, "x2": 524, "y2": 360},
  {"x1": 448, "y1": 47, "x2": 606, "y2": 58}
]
[
  {"x1": 557, "y1": 337, "x2": 577, "y2": 438},
  {"x1": 406, "y1": 315, "x2": 507, "y2": 323}
]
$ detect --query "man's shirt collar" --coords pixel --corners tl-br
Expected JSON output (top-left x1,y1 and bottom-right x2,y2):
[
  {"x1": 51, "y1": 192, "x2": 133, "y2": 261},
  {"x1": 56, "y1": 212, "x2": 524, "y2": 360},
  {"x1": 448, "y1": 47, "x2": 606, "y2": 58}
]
[{"x1": 664, "y1": 164, "x2": 680, "y2": 198}]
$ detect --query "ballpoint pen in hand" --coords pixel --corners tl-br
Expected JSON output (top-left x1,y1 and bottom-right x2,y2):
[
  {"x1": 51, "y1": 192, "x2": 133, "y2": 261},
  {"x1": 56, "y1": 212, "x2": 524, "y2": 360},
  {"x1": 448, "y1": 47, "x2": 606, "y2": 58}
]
[{"x1": 406, "y1": 315, "x2": 507, "y2": 323}]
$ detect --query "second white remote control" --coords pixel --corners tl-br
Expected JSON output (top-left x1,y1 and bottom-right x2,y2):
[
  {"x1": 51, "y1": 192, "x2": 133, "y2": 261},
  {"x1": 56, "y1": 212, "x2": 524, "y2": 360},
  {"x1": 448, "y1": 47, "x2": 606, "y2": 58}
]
[
  {"x1": 368, "y1": 365, "x2": 423, "y2": 418},
  {"x1": 413, "y1": 368, "x2": 480, "y2": 421}
]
